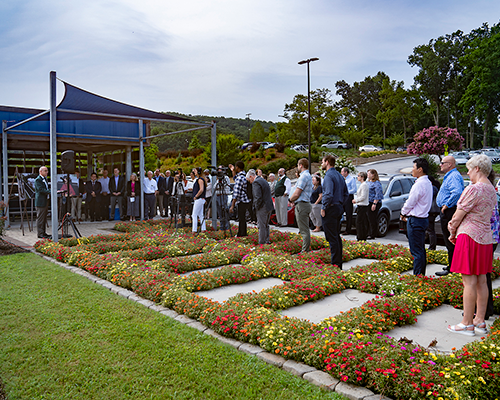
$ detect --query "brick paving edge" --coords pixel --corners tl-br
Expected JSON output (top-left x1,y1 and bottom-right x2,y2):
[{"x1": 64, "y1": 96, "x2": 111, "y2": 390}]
[{"x1": 31, "y1": 248, "x2": 390, "y2": 399}]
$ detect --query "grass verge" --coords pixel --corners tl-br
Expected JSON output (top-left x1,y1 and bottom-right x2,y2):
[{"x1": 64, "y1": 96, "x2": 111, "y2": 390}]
[{"x1": 0, "y1": 253, "x2": 345, "y2": 400}]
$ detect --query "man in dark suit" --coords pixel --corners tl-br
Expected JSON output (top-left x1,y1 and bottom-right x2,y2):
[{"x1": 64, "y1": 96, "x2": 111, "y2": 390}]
[
  {"x1": 109, "y1": 168, "x2": 125, "y2": 220},
  {"x1": 35, "y1": 166, "x2": 51, "y2": 239},
  {"x1": 86, "y1": 172, "x2": 102, "y2": 222},
  {"x1": 246, "y1": 169, "x2": 274, "y2": 244},
  {"x1": 163, "y1": 170, "x2": 174, "y2": 218},
  {"x1": 155, "y1": 169, "x2": 166, "y2": 217}
]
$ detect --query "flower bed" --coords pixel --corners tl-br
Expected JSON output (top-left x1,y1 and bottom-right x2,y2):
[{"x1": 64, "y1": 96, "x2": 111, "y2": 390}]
[{"x1": 34, "y1": 223, "x2": 500, "y2": 400}]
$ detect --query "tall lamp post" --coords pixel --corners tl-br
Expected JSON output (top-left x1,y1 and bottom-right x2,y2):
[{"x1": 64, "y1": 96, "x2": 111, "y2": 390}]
[{"x1": 298, "y1": 57, "x2": 319, "y2": 173}]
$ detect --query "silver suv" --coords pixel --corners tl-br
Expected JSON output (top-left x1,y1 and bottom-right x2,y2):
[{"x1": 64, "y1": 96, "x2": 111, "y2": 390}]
[{"x1": 348, "y1": 174, "x2": 416, "y2": 237}]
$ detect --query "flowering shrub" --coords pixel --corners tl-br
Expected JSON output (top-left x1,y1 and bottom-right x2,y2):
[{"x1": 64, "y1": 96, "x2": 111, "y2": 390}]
[
  {"x1": 34, "y1": 225, "x2": 500, "y2": 400},
  {"x1": 407, "y1": 126, "x2": 464, "y2": 156}
]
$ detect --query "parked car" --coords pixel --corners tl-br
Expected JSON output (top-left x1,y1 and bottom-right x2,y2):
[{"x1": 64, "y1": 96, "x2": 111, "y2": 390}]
[
  {"x1": 262, "y1": 142, "x2": 276, "y2": 149},
  {"x1": 450, "y1": 151, "x2": 469, "y2": 165},
  {"x1": 321, "y1": 141, "x2": 349, "y2": 149},
  {"x1": 349, "y1": 174, "x2": 416, "y2": 237},
  {"x1": 396, "y1": 147, "x2": 407, "y2": 153},
  {"x1": 241, "y1": 142, "x2": 251, "y2": 150},
  {"x1": 481, "y1": 150, "x2": 500, "y2": 164},
  {"x1": 359, "y1": 144, "x2": 382, "y2": 152},
  {"x1": 290, "y1": 144, "x2": 308, "y2": 153}
]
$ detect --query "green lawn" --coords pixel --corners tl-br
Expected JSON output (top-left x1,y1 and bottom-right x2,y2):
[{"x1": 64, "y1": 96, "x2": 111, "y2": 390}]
[{"x1": 0, "y1": 253, "x2": 345, "y2": 400}]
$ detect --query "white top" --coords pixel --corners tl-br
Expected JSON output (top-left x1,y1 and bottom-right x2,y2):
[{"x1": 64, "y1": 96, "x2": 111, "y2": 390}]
[
  {"x1": 98, "y1": 176, "x2": 110, "y2": 194},
  {"x1": 143, "y1": 178, "x2": 158, "y2": 194},
  {"x1": 279, "y1": 176, "x2": 291, "y2": 196},
  {"x1": 356, "y1": 181, "x2": 369, "y2": 206},
  {"x1": 401, "y1": 175, "x2": 433, "y2": 218}
]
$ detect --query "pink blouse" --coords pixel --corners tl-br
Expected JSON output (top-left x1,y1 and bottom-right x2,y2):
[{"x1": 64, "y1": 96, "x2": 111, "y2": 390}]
[{"x1": 456, "y1": 182, "x2": 496, "y2": 244}]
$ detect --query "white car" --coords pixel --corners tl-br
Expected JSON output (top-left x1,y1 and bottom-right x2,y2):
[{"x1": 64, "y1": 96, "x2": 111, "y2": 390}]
[
  {"x1": 321, "y1": 141, "x2": 349, "y2": 149},
  {"x1": 290, "y1": 144, "x2": 308, "y2": 153},
  {"x1": 359, "y1": 145, "x2": 382, "y2": 152}
]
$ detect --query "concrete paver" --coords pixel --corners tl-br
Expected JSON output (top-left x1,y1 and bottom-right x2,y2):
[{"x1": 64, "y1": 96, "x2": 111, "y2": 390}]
[
  {"x1": 281, "y1": 289, "x2": 378, "y2": 323},
  {"x1": 196, "y1": 278, "x2": 285, "y2": 302}
]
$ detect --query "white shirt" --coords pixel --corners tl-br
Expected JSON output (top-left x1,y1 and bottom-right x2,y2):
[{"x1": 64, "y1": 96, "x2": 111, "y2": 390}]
[
  {"x1": 143, "y1": 178, "x2": 158, "y2": 194},
  {"x1": 356, "y1": 181, "x2": 369, "y2": 206},
  {"x1": 401, "y1": 175, "x2": 433, "y2": 218},
  {"x1": 279, "y1": 175, "x2": 291, "y2": 196}
]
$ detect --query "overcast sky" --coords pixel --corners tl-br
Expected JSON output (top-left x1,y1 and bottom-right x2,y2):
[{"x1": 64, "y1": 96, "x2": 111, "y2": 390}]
[{"x1": 1, "y1": 0, "x2": 499, "y2": 122}]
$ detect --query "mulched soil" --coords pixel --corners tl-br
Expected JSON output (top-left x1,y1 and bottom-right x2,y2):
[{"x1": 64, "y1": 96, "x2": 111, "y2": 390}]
[{"x1": 0, "y1": 238, "x2": 30, "y2": 256}]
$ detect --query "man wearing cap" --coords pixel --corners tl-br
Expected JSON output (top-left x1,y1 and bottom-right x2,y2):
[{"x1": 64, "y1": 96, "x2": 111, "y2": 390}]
[{"x1": 229, "y1": 161, "x2": 251, "y2": 237}]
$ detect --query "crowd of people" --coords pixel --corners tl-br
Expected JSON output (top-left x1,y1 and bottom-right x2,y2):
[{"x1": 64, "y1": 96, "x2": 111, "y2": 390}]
[{"x1": 34, "y1": 153, "x2": 498, "y2": 335}]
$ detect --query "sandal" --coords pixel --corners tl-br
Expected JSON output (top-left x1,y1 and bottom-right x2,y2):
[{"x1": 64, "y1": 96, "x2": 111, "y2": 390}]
[
  {"x1": 474, "y1": 322, "x2": 488, "y2": 334},
  {"x1": 447, "y1": 323, "x2": 475, "y2": 336}
]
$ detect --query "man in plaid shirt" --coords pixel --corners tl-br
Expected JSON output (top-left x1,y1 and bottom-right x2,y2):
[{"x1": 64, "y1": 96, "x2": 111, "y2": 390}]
[{"x1": 229, "y1": 161, "x2": 251, "y2": 237}]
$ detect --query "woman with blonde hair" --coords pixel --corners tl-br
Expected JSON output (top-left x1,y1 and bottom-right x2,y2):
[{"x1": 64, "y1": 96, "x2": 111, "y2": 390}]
[
  {"x1": 367, "y1": 169, "x2": 383, "y2": 239},
  {"x1": 447, "y1": 154, "x2": 497, "y2": 336}
]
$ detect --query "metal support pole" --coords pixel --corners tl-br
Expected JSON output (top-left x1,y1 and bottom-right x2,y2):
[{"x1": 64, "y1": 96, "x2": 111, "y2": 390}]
[
  {"x1": 49, "y1": 71, "x2": 58, "y2": 241},
  {"x1": 306, "y1": 65, "x2": 312, "y2": 174},
  {"x1": 2, "y1": 121, "x2": 9, "y2": 228},
  {"x1": 125, "y1": 146, "x2": 132, "y2": 181},
  {"x1": 139, "y1": 119, "x2": 145, "y2": 221},
  {"x1": 211, "y1": 122, "x2": 217, "y2": 230}
]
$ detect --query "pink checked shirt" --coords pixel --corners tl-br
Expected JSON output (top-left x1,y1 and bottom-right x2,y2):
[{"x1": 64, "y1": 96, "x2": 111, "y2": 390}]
[{"x1": 456, "y1": 182, "x2": 496, "y2": 244}]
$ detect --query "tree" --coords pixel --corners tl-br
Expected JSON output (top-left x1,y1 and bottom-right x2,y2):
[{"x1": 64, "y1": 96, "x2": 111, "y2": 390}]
[
  {"x1": 459, "y1": 23, "x2": 500, "y2": 147},
  {"x1": 407, "y1": 126, "x2": 463, "y2": 157},
  {"x1": 408, "y1": 30, "x2": 468, "y2": 126},
  {"x1": 205, "y1": 134, "x2": 243, "y2": 166},
  {"x1": 144, "y1": 143, "x2": 159, "y2": 172},
  {"x1": 249, "y1": 121, "x2": 266, "y2": 142},
  {"x1": 335, "y1": 72, "x2": 388, "y2": 140},
  {"x1": 282, "y1": 88, "x2": 342, "y2": 143},
  {"x1": 188, "y1": 134, "x2": 202, "y2": 150}
]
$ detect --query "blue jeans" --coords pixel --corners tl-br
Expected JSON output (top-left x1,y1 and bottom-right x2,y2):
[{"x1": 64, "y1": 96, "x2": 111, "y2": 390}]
[{"x1": 407, "y1": 216, "x2": 429, "y2": 275}]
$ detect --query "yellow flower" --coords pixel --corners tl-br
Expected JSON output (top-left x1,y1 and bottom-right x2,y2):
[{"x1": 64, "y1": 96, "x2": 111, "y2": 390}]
[{"x1": 478, "y1": 376, "x2": 486, "y2": 384}]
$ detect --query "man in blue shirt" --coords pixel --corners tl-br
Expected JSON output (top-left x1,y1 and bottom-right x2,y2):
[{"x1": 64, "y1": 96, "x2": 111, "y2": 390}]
[
  {"x1": 341, "y1": 167, "x2": 357, "y2": 235},
  {"x1": 321, "y1": 155, "x2": 348, "y2": 268},
  {"x1": 435, "y1": 155, "x2": 464, "y2": 276},
  {"x1": 290, "y1": 158, "x2": 313, "y2": 252}
]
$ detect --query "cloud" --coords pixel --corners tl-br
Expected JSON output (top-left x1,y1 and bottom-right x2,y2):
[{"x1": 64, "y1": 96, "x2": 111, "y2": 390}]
[{"x1": 1, "y1": 0, "x2": 500, "y2": 121}]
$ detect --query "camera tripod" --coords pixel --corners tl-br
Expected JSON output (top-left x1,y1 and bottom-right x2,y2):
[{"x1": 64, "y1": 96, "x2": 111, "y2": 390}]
[
  {"x1": 168, "y1": 181, "x2": 188, "y2": 230},
  {"x1": 57, "y1": 173, "x2": 81, "y2": 239},
  {"x1": 201, "y1": 176, "x2": 231, "y2": 238}
]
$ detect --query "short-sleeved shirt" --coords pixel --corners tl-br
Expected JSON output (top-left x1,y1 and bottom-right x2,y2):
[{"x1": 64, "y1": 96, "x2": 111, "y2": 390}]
[
  {"x1": 143, "y1": 178, "x2": 158, "y2": 194},
  {"x1": 310, "y1": 184, "x2": 322, "y2": 204},
  {"x1": 295, "y1": 169, "x2": 313, "y2": 203},
  {"x1": 456, "y1": 182, "x2": 497, "y2": 245}
]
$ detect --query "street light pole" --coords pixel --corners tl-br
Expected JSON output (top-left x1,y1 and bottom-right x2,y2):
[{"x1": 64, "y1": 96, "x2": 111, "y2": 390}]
[{"x1": 298, "y1": 57, "x2": 319, "y2": 173}]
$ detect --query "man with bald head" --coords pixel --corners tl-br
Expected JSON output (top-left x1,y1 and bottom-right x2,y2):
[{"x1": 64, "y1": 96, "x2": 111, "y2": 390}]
[{"x1": 435, "y1": 155, "x2": 464, "y2": 276}]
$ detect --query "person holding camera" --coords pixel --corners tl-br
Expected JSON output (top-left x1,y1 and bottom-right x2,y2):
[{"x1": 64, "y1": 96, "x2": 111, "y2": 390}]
[
  {"x1": 171, "y1": 171, "x2": 187, "y2": 226},
  {"x1": 215, "y1": 166, "x2": 231, "y2": 230}
]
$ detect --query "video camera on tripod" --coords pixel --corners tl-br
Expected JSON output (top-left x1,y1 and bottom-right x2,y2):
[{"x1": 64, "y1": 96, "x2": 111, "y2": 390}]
[{"x1": 207, "y1": 165, "x2": 228, "y2": 180}]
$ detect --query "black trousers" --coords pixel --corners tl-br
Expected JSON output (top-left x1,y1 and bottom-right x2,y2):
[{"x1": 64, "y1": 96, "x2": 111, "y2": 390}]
[
  {"x1": 87, "y1": 198, "x2": 99, "y2": 221},
  {"x1": 322, "y1": 204, "x2": 343, "y2": 268},
  {"x1": 440, "y1": 206, "x2": 456, "y2": 270},
  {"x1": 343, "y1": 194, "x2": 354, "y2": 233},
  {"x1": 368, "y1": 202, "x2": 381, "y2": 238},
  {"x1": 237, "y1": 202, "x2": 250, "y2": 237},
  {"x1": 427, "y1": 212, "x2": 438, "y2": 250},
  {"x1": 36, "y1": 205, "x2": 49, "y2": 237},
  {"x1": 356, "y1": 205, "x2": 369, "y2": 241},
  {"x1": 100, "y1": 193, "x2": 110, "y2": 220}
]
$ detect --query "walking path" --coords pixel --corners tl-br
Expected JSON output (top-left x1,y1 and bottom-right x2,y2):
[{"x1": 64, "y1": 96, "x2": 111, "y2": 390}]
[{"x1": 3, "y1": 218, "x2": 499, "y2": 400}]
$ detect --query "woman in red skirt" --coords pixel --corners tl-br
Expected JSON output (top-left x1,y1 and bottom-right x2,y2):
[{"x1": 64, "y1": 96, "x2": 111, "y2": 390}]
[{"x1": 447, "y1": 154, "x2": 497, "y2": 336}]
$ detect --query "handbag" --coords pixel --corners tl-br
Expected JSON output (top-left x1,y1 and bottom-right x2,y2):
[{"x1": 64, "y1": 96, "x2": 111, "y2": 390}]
[{"x1": 491, "y1": 205, "x2": 500, "y2": 244}]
